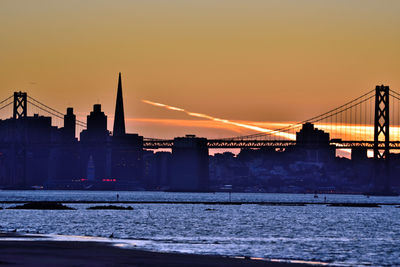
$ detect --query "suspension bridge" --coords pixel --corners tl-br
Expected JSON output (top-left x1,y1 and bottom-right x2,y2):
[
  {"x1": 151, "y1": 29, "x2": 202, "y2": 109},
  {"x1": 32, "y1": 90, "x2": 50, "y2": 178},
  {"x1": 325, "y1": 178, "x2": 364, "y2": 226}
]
[
  {"x1": 0, "y1": 85, "x2": 399, "y2": 159},
  {"x1": 145, "y1": 85, "x2": 400, "y2": 158}
]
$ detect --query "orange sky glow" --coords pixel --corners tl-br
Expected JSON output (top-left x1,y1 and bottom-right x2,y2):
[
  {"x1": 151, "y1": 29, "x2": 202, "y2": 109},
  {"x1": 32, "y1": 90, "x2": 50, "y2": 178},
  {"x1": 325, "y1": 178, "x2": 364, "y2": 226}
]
[{"x1": 1, "y1": 0, "x2": 400, "y2": 141}]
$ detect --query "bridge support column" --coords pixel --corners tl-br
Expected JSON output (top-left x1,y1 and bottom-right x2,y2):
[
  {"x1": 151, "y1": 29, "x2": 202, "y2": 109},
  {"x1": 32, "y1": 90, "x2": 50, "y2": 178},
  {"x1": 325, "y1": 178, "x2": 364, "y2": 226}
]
[
  {"x1": 372, "y1": 85, "x2": 393, "y2": 195},
  {"x1": 373, "y1": 85, "x2": 390, "y2": 159},
  {"x1": 170, "y1": 135, "x2": 209, "y2": 192},
  {"x1": 13, "y1": 92, "x2": 27, "y2": 119}
]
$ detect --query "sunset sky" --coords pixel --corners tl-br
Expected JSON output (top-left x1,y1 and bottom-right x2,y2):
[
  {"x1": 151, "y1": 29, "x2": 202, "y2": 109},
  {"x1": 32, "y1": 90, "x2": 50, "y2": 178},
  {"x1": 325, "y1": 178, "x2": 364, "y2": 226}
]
[{"x1": 1, "y1": 0, "x2": 400, "y2": 139}]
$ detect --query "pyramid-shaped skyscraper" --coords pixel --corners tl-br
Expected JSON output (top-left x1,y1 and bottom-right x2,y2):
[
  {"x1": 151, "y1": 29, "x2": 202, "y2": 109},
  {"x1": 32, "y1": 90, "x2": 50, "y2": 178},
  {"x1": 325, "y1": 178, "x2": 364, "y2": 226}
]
[{"x1": 113, "y1": 72, "x2": 126, "y2": 136}]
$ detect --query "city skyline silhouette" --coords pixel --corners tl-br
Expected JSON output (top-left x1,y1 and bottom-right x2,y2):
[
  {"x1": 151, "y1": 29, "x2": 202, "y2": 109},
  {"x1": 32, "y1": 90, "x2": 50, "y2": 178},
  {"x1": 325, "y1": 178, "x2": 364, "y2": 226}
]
[{"x1": 1, "y1": 76, "x2": 399, "y2": 190}]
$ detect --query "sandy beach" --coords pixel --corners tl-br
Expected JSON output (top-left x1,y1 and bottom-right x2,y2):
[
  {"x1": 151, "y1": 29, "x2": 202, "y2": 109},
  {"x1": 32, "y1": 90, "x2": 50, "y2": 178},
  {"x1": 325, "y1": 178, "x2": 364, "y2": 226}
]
[{"x1": 0, "y1": 233, "x2": 310, "y2": 267}]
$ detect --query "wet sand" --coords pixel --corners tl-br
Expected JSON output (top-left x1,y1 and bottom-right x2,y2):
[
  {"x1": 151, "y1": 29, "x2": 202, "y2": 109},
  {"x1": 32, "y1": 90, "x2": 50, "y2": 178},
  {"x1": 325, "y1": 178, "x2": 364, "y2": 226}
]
[{"x1": 0, "y1": 234, "x2": 309, "y2": 267}]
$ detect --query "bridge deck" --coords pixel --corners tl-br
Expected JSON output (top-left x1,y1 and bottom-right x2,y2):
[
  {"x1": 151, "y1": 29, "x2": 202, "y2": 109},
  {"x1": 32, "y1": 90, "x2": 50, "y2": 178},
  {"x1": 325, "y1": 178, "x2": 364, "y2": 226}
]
[{"x1": 143, "y1": 139, "x2": 400, "y2": 149}]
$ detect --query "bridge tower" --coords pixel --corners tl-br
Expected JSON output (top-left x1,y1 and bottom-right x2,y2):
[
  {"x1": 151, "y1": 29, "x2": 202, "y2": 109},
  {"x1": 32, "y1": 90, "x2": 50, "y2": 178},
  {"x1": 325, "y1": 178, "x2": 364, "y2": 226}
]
[
  {"x1": 373, "y1": 85, "x2": 390, "y2": 159},
  {"x1": 371, "y1": 85, "x2": 394, "y2": 194},
  {"x1": 13, "y1": 91, "x2": 27, "y2": 119}
]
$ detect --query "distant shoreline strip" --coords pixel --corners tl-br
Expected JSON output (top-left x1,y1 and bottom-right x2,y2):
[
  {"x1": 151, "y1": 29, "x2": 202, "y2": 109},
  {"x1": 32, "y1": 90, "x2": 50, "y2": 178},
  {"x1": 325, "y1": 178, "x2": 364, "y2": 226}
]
[{"x1": 1, "y1": 201, "x2": 399, "y2": 206}]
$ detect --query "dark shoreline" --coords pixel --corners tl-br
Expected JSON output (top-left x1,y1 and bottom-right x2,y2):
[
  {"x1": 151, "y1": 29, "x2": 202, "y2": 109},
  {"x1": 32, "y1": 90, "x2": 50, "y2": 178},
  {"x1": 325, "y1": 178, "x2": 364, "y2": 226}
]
[
  {"x1": 0, "y1": 233, "x2": 311, "y2": 267},
  {"x1": 1, "y1": 200, "x2": 399, "y2": 206}
]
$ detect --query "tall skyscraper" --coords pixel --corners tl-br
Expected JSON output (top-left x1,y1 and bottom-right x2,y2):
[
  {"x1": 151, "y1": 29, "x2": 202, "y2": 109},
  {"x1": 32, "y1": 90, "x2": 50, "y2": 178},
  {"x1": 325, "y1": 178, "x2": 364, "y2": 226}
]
[
  {"x1": 80, "y1": 103, "x2": 109, "y2": 142},
  {"x1": 87, "y1": 104, "x2": 107, "y2": 134},
  {"x1": 80, "y1": 103, "x2": 110, "y2": 181},
  {"x1": 113, "y1": 73, "x2": 126, "y2": 136},
  {"x1": 63, "y1": 107, "x2": 76, "y2": 140}
]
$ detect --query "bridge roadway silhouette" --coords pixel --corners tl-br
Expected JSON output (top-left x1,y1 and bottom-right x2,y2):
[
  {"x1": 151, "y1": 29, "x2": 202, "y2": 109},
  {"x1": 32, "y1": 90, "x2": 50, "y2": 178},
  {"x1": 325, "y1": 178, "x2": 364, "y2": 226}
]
[
  {"x1": 2, "y1": 84, "x2": 400, "y2": 155},
  {"x1": 142, "y1": 139, "x2": 400, "y2": 149}
]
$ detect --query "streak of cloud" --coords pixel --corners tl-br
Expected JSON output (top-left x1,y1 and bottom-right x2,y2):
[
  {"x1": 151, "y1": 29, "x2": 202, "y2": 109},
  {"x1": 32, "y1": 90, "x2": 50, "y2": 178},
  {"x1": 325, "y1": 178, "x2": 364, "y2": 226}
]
[{"x1": 142, "y1": 99, "x2": 296, "y2": 140}]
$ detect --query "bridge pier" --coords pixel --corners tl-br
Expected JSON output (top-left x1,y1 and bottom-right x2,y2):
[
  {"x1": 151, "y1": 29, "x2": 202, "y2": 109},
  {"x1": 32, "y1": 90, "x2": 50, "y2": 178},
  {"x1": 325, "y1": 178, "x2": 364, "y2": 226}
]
[
  {"x1": 370, "y1": 160, "x2": 392, "y2": 195},
  {"x1": 170, "y1": 135, "x2": 209, "y2": 192},
  {"x1": 370, "y1": 85, "x2": 395, "y2": 195}
]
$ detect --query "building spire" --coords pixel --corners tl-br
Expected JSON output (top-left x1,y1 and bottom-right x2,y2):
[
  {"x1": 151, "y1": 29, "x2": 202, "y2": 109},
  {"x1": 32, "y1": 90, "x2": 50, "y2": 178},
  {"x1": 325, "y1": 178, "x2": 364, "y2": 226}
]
[{"x1": 113, "y1": 72, "x2": 126, "y2": 136}]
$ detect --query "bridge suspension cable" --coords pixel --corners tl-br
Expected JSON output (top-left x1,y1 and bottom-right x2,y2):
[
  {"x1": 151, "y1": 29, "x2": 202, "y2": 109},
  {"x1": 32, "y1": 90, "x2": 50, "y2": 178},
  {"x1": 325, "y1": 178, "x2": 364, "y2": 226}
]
[
  {"x1": 0, "y1": 101, "x2": 13, "y2": 111},
  {"x1": 27, "y1": 95, "x2": 87, "y2": 128},
  {"x1": 0, "y1": 95, "x2": 13, "y2": 114},
  {"x1": 0, "y1": 95, "x2": 13, "y2": 106},
  {"x1": 225, "y1": 88, "x2": 380, "y2": 142},
  {"x1": 144, "y1": 88, "x2": 389, "y2": 143}
]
